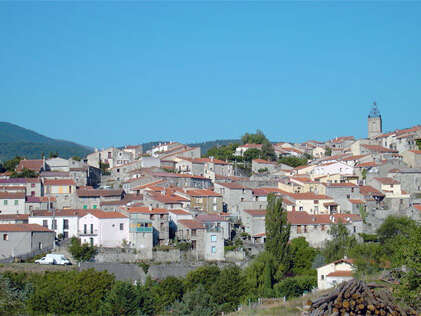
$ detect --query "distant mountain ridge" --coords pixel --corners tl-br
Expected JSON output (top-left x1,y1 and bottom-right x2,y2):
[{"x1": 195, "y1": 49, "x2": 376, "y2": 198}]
[{"x1": 0, "y1": 122, "x2": 93, "y2": 161}]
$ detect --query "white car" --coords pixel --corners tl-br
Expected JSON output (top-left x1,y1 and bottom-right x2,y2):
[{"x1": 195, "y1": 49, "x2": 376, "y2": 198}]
[{"x1": 35, "y1": 254, "x2": 71, "y2": 265}]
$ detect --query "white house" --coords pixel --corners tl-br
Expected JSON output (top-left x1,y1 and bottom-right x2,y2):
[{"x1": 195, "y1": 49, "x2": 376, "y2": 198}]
[
  {"x1": 317, "y1": 258, "x2": 354, "y2": 290},
  {"x1": 29, "y1": 209, "x2": 89, "y2": 239},
  {"x1": 312, "y1": 162, "x2": 354, "y2": 176},
  {"x1": 79, "y1": 210, "x2": 129, "y2": 247},
  {"x1": 0, "y1": 192, "x2": 26, "y2": 215}
]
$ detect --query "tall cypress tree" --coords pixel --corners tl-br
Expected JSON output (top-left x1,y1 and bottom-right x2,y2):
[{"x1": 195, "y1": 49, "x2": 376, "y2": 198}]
[{"x1": 265, "y1": 194, "x2": 291, "y2": 271}]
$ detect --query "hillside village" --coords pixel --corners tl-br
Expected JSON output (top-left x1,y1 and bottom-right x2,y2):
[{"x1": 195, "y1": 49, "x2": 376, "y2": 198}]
[{"x1": 0, "y1": 103, "x2": 420, "y2": 266}]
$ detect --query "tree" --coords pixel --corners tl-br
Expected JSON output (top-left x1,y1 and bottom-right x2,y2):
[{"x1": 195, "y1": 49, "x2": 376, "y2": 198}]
[
  {"x1": 100, "y1": 161, "x2": 111, "y2": 176},
  {"x1": 289, "y1": 237, "x2": 318, "y2": 276},
  {"x1": 184, "y1": 265, "x2": 220, "y2": 292},
  {"x1": 395, "y1": 225, "x2": 421, "y2": 310},
  {"x1": 273, "y1": 275, "x2": 316, "y2": 299},
  {"x1": 325, "y1": 147, "x2": 332, "y2": 156},
  {"x1": 205, "y1": 144, "x2": 238, "y2": 161},
  {"x1": 27, "y1": 269, "x2": 114, "y2": 314},
  {"x1": 210, "y1": 265, "x2": 247, "y2": 312},
  {"x1": 322, "y1": 222, "x2": 357, "y2": 262},
  {"x1": 265, "y1": 194, "x2": 291, "y2": 272},
  {"x1": 10, "y1": 168, "x2": 38, "y2": 178},
  {"x1": 100, "y1": 281, "x2": 139, "y2": 315},
  {"x1": 2, "y1": 156, "x2": 23, "y2": 172},
  {"x1": 0, "y1": 275, "x2": 27, "y2": 315},
  {"x1": 416, "y1": 139, "x2": 421, "y2": 150},
  {"x1": 278, "y1": 156, "x2": 308, "y2": 167},
  {"x1": 241, "y1": 130, "x2": 268, "y2": 145},
  {"x1": 243, "y1": 148, "x2": 261, "y2": 162},
  {"x1": 244, "y1": 251, "x2": 278, "y2": 298},
  {"x1": 377, "y1": 215, "x2": 417, "y2": 244},
  {"x1": 172, "y1": 285, "x2": 219, "y2": 316},
  {"x1": 349, "y1": 243, "x2": 387, "y2": 277},
  {"x1": 261, "y1": 142, "x2": 276, "y2": 161},
  {"x1": 72, "y1": 156, "x2": 81, "y2": 161},
  {"x1": 152, "y1": 276, "x2": 184, "y2": 312},
  {"x1": 68, "y1": 237, "x2": 97, "y2": 262},
  {"x1": 48, "y1": 152, "x2": 59, "y2": 158}
]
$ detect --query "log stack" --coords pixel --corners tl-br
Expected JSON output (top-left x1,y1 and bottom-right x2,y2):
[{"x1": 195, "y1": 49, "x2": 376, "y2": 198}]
[{"x1": 305, "y1": 280, "x2": 417, "y2": 316}]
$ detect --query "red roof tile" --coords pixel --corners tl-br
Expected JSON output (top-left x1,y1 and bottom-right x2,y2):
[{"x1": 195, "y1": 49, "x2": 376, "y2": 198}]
[
  {"x1": 44, "y1": 179, "x2": 76, "y2": 186},
  {"x1": 0, "y1": 223, "x2": 52, "y2": 232},
  {"x1": 374, "y1": 177, "x2": 400, "y2": 185},
  {"x1": 16, "y1": 160, "x2": 44, "y2": 172},
  {"x1": 178, "y1": 219, "x2": 205, "y2": 229},
  {"x1": 327, "y1": 271, "x2": 353, "y2": 277},
  {"x1": 0, "y1": 192, "x2": 25, "y2": 199}
]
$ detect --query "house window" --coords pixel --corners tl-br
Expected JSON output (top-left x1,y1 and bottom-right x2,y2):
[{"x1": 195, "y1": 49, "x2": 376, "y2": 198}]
[
  {"x1": 297, "y1": 225, "x2": 302, "y2": 234},
  {"x1": 52, "y1": 220, "x2": 57, "y2": 230},
  {"x1": 84, "y1": 224, "x2": 87, "y2": 234},
  {"x1": 346, "y1": 195, "x2": 350, "y2": 199},
  {"x1": 192, "y1": 229, "x2": 197, "y2": 237},
  {"x1": 63, "y1": 219, "x2": 69, "y2": 230},
  {"x1": 299, "y1": 206, "x2": 303, "y2": 211},
  {"x1": 353, "y1": 226, "x2": 356, "y2": 233},
  {"x1": 14, "y1": 200, "x2": 19, "y2": 205},
  {"x1": 211, "y1": 235, "x2": 217, "y2": 242},
  {"x1": 3, "y1": 234, "x2": 8, "y2": 241},
  {"x1": 321, "y1": 225, "x2": 326, "y2": 231},
  {"x1": 3, "y1": 200, "x2": 7, "y2": 206},
  {"x1": 120, "y1": 223, "x2": 124, "y2": 231},
  {"x1": 90, "y1": 224, "x2": 94, "y2": 234},
  {"x1": 93, "y1": 205, "x2": 97, "y2": 209},
  {"x1": 31, "y1": 183, "x2": 35, "y2": 188},
  {"x1": 43, "y1": 220, "x2": 48, "y2": 228},
  {"x1": 321, "y1": 275, "x2": 324, "y2": 280},
  {"x1": 351, "y1": 188, "x2": 354, "y2": 193},
  {"x1": 211, "y1": 246, "x2": 216, "y2": 254},
  {"x1": 304, "y1": 225, "x2": 307, "y2": 233},
  {"x1": 83, "y1": 205, "x2": 87, "y2": 209}
]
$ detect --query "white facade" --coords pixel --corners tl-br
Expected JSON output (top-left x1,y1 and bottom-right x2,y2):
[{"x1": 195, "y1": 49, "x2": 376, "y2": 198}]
[
  {"x1": 29, "y1": 214, "x2": 79, "y2": 239},
  {"x1": 312, "y1": 162, "x2": 354, "y2": 176},
  {"x1": 79, "y1": 213, "x2": 129, "y2": 247},
  {"x1": 0, "y1": 194, "x2": 26, "y2": 215},
  {"x1": 317, "y1": 259, "x2": 354, "y2": 290}
]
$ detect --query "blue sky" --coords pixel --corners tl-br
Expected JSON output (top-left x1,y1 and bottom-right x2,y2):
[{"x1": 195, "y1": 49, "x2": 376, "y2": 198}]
[{"x1": 1, "y1": 2, "x2": 420, "y2": 148}]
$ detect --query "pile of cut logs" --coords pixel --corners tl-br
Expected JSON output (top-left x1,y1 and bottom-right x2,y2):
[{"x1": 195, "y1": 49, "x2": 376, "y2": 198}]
[{"x1": 304, "y1": 280, "x2": 417, "y2": 316}]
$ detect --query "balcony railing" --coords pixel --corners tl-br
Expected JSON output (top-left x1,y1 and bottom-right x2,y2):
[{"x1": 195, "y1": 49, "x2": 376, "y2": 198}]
[{"x1": 79, "y1": 229, "x2": 98, "y2": 236}]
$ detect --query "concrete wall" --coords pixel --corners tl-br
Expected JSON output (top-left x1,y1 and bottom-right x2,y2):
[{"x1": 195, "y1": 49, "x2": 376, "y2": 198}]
[{"x1": 0, "y1": 231, "x2": 54, "y2": 262}]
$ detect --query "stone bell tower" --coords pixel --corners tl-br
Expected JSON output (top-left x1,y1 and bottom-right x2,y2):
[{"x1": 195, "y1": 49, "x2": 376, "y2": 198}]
[{"x1": 368, "y1": 101, "x2": 382, "y2": 139}]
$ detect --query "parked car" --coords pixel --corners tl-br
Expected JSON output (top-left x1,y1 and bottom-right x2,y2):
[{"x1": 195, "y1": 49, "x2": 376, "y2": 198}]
[{"x1": 35, "y1": 254, "x2": 71, "y2": 265}]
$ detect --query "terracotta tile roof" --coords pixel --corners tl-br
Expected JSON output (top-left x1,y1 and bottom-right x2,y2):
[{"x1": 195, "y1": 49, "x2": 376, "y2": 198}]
[
  {"x1": 44, "y1": 179, "x2": 76, "y2": 186},
  {"x1": 168, "y1": 209, "x2": 191, "y2": 215},
  {"x1": 31, "y1": 209, "x2": 90, "y2": 217},
  {"x1": 356, "y1": 161, "x2": 378, "y2": 168},
  {"x1": 0, "y1": 223, "x2": 52, "y2": 232},
  {"x1": 40, "y1": 171, "x2": 70, "y2": 177},
  {"x1": 361, "y1": 144, "x2": 397, "y2": 153},
  {"x1": 85, "y1": 210, "x2": 128, "y2": 219},
  {"x1": 196, "y1": 214, "x2": 228, "y2": 222},
  {"x1": 409, "y1": 150, "x2": 421, "y2": 154},
  {"x1": 126, "y1": 206, "x2": 168, "y2": 214},
  {"x1": 186, "y1": 189, "x2": 221, "y2": 197},
  {"x1": 349, "y1": 199, "x2": 365, "y2": 204},
  {"x1": 288, "y1": 192, "x2": 333, "y2": 200},
  {"x1": 327, "y1": 271, "x2": 353, "y2": 277},
  {"x1": 0, "y1": 178, "x2": 40, "y2": 184},
  {"x1": 323, "y1": 202, "x2": 338, "y2": 206},
  {"x1": 77, "y1": 189, "x2": 123, "y2": 197},
  {"x1": 287, "y1": 212, "x2": 361, "y2": 225},
  {"x1": 148, "y1": 192, "x2": 189, "y2": 204},
  {"x1": 178, "y1": 157, "x2": 230, "y2": 165},
  {"x1": 216, "y1": 182, "x2": 251, "y2": 190},
  {"x1": 374, "y1": 177, "x2": 400, "y2": 185},
  {"x1": 0, "y1": 214, "x2": 29, "y2": 220},
  {"x1": 326, "y1": 182, "x2": 358, "y2": 188},
  {"x1": 132, "y1": 180, "x2": 165, "y2": 190},
  {"x1": 16, "y1": 160, "x2": 44, "y2": 172},
  {"x1": 359, "y1": 185, "x2": 384, "y2": 196},
  {"x1": 150, "y1": 172, "x2": 208, "y2": 180},
  {"x1": 340, "y1": 155, "x2": 369, "y2": 161},
  {"x1": 413, "y1": 204, "x2": 421, "y2": 211},
  {"x1": 178, "y1": 219, "x2": 205, "y2": 229},
  {"x1": 26, "y1": 196, "x2": 56, "y2": 203},
  {"x1": 331, "y1": 136, "x2": 354, "y2": 143},
  {"x1": 0, "y1": 192, "x2": 25, "y2": 199},
  {"x1": 243, "y1": 209, "x2": 267, "y2": 217},
  {"x1": 253, "y1": 232, "x2": 266, "y2": 237}
]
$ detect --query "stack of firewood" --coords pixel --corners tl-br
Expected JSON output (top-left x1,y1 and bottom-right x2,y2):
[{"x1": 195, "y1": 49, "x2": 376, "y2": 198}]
[{"x1": 304, "y1": 280, "x2": 417, "y2": 316}]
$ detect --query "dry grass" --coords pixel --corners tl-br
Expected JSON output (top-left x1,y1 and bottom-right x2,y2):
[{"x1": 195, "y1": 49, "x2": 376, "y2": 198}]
[
  {"x1": 231, "y1": 291, "x2": 329, "y2": 316},
  {"x1": 0, "y1": 263, "x2": 76, "y2": 274}
]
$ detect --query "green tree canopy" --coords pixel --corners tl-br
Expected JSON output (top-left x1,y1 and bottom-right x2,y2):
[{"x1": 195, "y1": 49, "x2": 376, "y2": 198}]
[
  {"x1": 289, "y1": 237, "x2": 318, "y2": 276},
  {"x1": 322, "y1": 222, "x2": 357, "y2": 262},
  {"x1": 265, "y1": 194, "x2": 291, "y2": 271}
]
